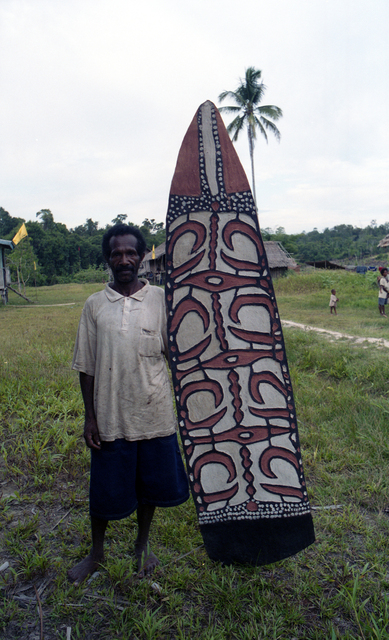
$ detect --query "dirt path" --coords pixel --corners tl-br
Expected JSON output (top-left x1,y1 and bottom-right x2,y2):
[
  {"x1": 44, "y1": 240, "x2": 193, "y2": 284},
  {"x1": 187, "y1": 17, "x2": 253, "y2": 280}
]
[{"x1": 282, "y1": 320, "x2": 389, "y2": 349}]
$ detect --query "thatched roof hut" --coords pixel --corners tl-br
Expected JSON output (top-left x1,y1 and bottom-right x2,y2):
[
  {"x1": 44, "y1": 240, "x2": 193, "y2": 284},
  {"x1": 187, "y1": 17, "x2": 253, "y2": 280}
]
[
  {"x1": 263, "y1": 241, "x2": 298, "y2": 277},
  {"x1": 377, "y1": 235, "x2": 389, "y2": 249},
  {"x1": 143, "y1": 242, "x2": 166, "y2": 264},
  {"x1": 140, "y1": 242, "x2": 166, "y2": 283},
  {"x1": 0, "y1": 238, "x2": 13, "y2": 303}
]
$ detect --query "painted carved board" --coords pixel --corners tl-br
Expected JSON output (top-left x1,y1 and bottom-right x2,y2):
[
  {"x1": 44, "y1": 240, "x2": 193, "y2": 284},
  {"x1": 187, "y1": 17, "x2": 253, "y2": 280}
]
[{"x1": 165, "y1": 101, "x2": 314, "y2": 565}]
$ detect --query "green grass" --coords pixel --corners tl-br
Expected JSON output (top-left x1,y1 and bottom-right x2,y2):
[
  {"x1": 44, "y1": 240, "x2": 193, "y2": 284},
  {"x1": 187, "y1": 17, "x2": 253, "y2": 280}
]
[
  {"x1": 6, "y1": 281, "x2": 105, "y2": 306},
  {"x1": 274, "y1": 269, "x2": 388, "y2": 340},
  {"x1": 1, "y1": 277, "x2": 389, "y2": 638}
]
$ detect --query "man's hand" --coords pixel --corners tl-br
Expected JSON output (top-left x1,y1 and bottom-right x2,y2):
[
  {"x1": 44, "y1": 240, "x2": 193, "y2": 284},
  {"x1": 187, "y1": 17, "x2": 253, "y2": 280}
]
[
  {"x1": 84, "y1": 417, "x2": 101, "y2": 450},
  {"x1": 79, "y1": 372, "x2": 100, "y2": 449}
]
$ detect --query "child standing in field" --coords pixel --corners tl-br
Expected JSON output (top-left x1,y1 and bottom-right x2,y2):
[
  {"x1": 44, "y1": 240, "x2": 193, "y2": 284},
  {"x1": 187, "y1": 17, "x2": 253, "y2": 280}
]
[
  {"x1": 378, "y1": 267, "x2": 389, "y2": 317},
  {"x1": 329, "y1": 289, "x2": 339, "y2": 315}
]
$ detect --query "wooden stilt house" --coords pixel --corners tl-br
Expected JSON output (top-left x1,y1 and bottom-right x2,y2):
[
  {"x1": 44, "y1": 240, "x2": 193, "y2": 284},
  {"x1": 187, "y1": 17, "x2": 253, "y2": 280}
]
[{"x1": 0, "y1": 239, "x2": 13, "y2": 304}]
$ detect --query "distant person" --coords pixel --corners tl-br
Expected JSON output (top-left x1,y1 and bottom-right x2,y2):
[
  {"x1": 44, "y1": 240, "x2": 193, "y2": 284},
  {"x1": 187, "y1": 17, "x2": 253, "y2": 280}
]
[
  {"x1": 377, "y1": 267, "x2": 389, "y2": 287},
  {"x1": 329, "y1": 289, "x2": 339, "y2": 315},
  {"x1": 378, "y1": 267, "x2": 389, "y2": 317},
  {"x1": 68, "y1": 224, "x2": 189, "y2": 585}
]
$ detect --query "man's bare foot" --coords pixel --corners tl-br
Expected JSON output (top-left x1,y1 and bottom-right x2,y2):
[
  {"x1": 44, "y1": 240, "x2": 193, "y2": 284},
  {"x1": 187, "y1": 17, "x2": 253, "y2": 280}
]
[
  {"x1": 67, "y1": 552, "x2": 103, "y2": 585},
  {"x1": 135, "y1": 542, "x2": 160, "y2": 577}
]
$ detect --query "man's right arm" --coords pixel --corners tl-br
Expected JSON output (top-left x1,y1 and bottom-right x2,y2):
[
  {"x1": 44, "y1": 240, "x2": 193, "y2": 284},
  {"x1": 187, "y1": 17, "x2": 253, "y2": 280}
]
[{"x1": 79, "y1": 372, "x2": 101, "y2": 450}]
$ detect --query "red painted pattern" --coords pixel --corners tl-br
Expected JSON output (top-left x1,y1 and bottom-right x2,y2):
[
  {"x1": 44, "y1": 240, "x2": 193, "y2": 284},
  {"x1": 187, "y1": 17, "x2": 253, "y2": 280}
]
[{"x1": 165, "y1": 102, "x2": 310, "y2": 525}]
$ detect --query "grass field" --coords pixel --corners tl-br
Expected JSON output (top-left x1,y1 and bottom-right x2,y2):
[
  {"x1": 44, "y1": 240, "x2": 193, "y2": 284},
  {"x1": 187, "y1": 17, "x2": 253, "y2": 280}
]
[
  {"x1": 1, "y1": 273, "x2": 389, "y2": 639},
  {"x1": 274, "y1": 269, "x2": 387, "y2": 340}
]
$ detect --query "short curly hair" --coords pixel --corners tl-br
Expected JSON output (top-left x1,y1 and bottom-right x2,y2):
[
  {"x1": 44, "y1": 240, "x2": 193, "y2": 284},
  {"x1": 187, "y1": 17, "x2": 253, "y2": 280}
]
[{"x1": 102, "y1": 224, "x2": 147, "y2": 261}]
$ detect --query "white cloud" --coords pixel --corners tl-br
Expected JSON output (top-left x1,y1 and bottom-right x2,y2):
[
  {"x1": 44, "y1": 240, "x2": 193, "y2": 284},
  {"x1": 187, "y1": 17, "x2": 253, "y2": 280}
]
[{"x1": 0, "y1": 0, "x2": 388, "y2": 234}]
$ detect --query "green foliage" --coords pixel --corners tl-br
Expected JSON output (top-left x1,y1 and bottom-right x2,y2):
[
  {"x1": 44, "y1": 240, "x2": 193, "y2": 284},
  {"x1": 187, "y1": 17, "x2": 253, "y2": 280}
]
[
  {"x1": 285, "y1": 329, "x2": 389, "y2": 396},
  {"x1": 36, "y1": 208, "x2": 55, "y2": 231},
  {"x1": 140, "y1": 217, "x2": 166, "y2": 249},
  {"x1": 72, "y1": 217, "x2": 99, "y2": 236},
  {"x1": 2, "y1": 203, "x2": 389, "y2": 292},
  {"x1": 56, "y1": 266, "x2": 107, "y2": 285},
  {"x1": 1, "y1": 208, "x2": 166, "y2": 286},
  {"x1": 273, "y1": 269, "x2": 389, "y2": 342},
  {"x1": 0, "y1": 206, "x2": 24, "y2": 237},
  {"x1": 275, "y1": 268, "x2": 377, "y2": 296},
  {"x1": 111, "y1": 213, "x2": 128, "y2": 225},
  {"x1": 6, "y1": 237, "x2": 42, "y2": 289},
  {"x1": 266, "y1": 220, "x2": 389, "y2": 264}
]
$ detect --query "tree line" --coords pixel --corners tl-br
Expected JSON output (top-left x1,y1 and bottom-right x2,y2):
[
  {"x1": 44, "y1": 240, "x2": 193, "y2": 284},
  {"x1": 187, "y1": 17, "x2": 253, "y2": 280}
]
[
  {"x1": 2, "y1": 205, "x2": 389, "y2": 289},
  {"x1": 262, "y1": 221, "x2": 389, "y2": 265},
  {"x1": 0, "y1": 207, "x2": 166, "y2": 287}
]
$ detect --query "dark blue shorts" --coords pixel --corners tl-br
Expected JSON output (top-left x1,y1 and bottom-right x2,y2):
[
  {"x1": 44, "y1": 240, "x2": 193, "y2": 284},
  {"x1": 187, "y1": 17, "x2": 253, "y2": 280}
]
[{"x1": 89, "y1": 433, "x2": 189, "y2": 520}]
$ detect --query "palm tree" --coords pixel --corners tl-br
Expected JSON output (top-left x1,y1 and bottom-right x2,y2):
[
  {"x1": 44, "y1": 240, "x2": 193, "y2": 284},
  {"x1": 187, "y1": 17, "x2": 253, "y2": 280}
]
[{"x1": 218, "y1": 67, "x2": 282, "y2": 207}]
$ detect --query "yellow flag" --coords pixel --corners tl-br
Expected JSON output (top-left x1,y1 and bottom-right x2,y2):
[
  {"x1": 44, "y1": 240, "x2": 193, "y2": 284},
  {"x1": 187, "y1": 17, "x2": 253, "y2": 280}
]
[
  {"x1": 152, "y1": 245, "x2": 155, "y2": 259},
  {"x1": 34, "y1": 261, "x2": 36, "y2": 270},
  {"x1": 12, "y1": 223, "x2": 28, "y2": 246}
]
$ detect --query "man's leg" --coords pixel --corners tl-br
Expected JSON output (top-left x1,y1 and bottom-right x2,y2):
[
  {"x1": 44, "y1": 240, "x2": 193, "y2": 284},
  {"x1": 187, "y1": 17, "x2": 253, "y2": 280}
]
[
  {"x1": 135, "y1": 504, "x2": 160, "y2": 577},
  {"x1": 68, "y1": 516, "x2": 108, "y2": 584}
]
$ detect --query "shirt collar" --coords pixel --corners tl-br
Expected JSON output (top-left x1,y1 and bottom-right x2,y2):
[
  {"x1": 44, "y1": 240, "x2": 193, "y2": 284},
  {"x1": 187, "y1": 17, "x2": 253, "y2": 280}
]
[{"x1": 104, "y1": 278, "x2": 150, "y2": 303}]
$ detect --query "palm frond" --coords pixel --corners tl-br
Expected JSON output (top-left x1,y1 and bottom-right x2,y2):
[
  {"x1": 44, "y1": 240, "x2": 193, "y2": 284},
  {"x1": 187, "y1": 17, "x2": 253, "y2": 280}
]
[
  {"x1": 244, "y1": 68, "x2": 265, "y2": 103},
  {"x1": 255, "y1": 105, "x2": 283, "y2": 121},
  {"x1": 244, "y1": 67, "x2": 263, "y2": 86},
  {"x1": 253, "y1": 116, "x2": 268, "y2": 142},
  {"x1": 219, "y1": 105, "x2": 241, "y2": 114},
  {"x1": 218, "y1": 90, "x2": 246, "y2": 107},
  {"x1": 252, "y1": 85, "x2": 266, "y2": 104},
  {"x1": 226, "y1": 115, "x2": 246, "y2": 142},
  {"x1": 255, "y1": 116, "x2": 281, "y2": 141}
]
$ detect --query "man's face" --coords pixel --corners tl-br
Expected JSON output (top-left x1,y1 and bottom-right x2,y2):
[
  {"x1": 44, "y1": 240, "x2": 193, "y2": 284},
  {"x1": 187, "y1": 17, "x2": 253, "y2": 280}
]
[{"x1": 108, "y1": 234, "x2": 144, "y2": 285}]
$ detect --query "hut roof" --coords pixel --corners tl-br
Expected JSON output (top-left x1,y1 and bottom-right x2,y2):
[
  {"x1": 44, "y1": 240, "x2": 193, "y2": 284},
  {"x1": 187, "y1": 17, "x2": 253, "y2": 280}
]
[
  {"x1": 143, "y1": 242, "x2": 166, "y2": 261},
  {"x1": 305, "y1": 260, "x2": 345, "y2": 269},
  {"x1": 378, "y1": 235, "x2": 389, "y2": 248},
  {"x1": 0, "y1": 239, "x2": 14, "y2": 249},
  {"x1": 263, "y1": 241, "x2": 297, "y2": 269}
]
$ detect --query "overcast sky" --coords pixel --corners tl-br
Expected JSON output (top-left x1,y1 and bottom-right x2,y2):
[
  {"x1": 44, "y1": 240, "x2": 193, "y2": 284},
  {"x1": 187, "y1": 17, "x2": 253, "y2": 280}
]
[{"x1": 1, "y1": 0, "x2": 388, "y2": 235}]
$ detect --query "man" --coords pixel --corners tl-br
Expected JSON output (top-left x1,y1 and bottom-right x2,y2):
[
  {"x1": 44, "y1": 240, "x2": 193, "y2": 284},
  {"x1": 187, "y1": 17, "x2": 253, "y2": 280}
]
[{"x1": 68, "y1": 224, "x2": 189, "y2": 585}]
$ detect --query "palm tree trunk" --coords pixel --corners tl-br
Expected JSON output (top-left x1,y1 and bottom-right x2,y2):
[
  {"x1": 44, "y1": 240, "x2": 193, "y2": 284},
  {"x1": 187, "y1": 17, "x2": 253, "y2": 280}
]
[{"x1": 248, "y1": 126, "x2": 257, "y2": 209}]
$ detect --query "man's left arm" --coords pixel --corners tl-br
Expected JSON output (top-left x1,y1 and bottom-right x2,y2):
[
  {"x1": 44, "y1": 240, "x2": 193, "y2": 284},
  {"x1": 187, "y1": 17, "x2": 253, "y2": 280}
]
[{"x1": 161, "y1": 295, "x2": 170, "y2": 364}]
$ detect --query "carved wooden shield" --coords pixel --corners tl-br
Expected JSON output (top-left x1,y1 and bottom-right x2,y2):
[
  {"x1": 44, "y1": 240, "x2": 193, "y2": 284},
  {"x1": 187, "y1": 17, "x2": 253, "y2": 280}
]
[{"x1": 165, "y1": 101, "x2": 314, "y2": 565}]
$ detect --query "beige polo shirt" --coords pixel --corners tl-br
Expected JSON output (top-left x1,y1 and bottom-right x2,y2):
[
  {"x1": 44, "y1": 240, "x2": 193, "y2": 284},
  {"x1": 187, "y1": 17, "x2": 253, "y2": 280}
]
[{"x1": 72, "y1": 280, "x2": 177, "y2": 441}]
